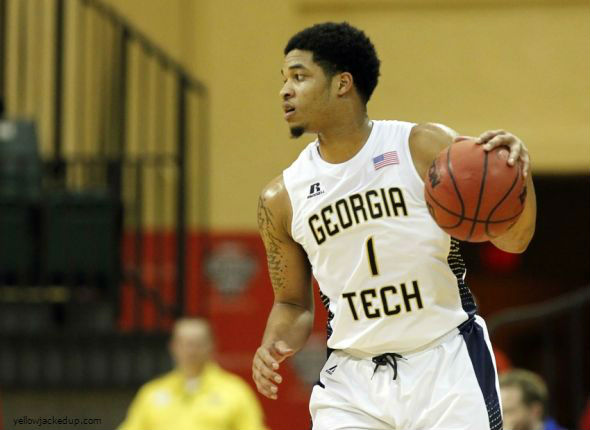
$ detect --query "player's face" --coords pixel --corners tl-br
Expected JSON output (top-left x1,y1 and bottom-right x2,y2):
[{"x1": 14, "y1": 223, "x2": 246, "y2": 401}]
[
  {"x1": 500, "y1": 386, "x2": 541, "y2": 430},
  {"x1": 280, "y1": 49, "x2": 337, "y2": 138}
]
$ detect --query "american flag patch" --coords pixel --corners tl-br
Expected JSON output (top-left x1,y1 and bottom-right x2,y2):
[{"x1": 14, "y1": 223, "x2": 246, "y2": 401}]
[{"x1": 372, "y1": 151, "x2": 399, "y2": 170}]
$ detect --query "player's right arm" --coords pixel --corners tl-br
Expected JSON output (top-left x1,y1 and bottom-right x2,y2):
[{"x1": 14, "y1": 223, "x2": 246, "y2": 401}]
[{"x1": 253, "y1": 174, "x2": 314, "y2": 400}]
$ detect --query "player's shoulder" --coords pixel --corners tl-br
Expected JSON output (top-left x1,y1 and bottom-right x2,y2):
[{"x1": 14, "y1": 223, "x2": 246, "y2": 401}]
[
  {"x1": 409, "y1": 122, "x2": 459, "y2": 177},
  {"x1": 410, "y1": 122, "x2": 458, "y2": 145},
  {"x1": 258, "y1": 174, "x2": 292, "y2": 235},
  {"x1": 260, "y1": 174, "x2": 288, "y2": 207}
]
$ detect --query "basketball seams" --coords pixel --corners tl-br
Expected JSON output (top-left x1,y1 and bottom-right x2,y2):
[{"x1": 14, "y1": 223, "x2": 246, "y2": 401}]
[
  {"x1": 466, "y1": 150, "x2": 489, "y2": 241},
  {"x1": 425, "y1": 188, "x2": 523, "y2": 224},
  {"x1": 484, "y1": 163, "x2": 523, "y2": 239},
  {"x1": 427, "y1": 144, "x2": 520, "y2": 226},
  {"x1": 424, "y1": 140, "x2": 525, "y2": 242},
  {"x1": 444, "y1": 145, "x2": 466, "y2": 228}
]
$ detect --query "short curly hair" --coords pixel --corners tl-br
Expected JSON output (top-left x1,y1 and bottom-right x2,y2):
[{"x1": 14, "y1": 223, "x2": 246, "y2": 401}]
[{"x1": 284, "y1": 22, "x2": 380, "y2": 104}]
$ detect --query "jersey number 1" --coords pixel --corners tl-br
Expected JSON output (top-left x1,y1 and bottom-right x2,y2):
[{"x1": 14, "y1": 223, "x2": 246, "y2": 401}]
[{"x1": 366, "y1": 237, "x2": 379, "y2": 276}]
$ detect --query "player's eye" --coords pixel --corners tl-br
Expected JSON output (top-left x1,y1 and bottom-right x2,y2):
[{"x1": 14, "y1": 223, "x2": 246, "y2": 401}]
[{"x1": 294, "y1": 74, "x2": 305, "y2": 81}]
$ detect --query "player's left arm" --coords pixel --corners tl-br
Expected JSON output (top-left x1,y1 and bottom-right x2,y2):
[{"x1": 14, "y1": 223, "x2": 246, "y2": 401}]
[
  {"x1": 410, "y1": 124, "x2": 536, "y2": 254},
  {"x1": 467, "y1": 130, "x2": 536, "y2": 253}
]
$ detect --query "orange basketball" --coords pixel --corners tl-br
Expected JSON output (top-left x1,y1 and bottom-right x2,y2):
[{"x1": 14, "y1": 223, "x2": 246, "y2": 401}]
[{"x1": 424, "y1": 140, "x2": 526, "y2": 242}]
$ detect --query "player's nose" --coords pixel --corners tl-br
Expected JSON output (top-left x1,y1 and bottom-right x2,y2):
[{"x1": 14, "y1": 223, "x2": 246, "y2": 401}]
[{"x1": 279, "y1": 82, "x2": 294, "y2": 100}]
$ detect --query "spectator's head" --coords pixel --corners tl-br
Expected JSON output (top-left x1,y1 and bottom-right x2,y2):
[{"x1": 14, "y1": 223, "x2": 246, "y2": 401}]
[
  {"x1": 169, "y1": 318, "x2": 214, "y2": 378},
  {"x1": 500, "y1": 368, "x2": 548, "y2": 430}
]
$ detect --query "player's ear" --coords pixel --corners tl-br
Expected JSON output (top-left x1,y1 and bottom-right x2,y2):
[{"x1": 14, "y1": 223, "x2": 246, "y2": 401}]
[{"x1": 335, "y1": 72, "x2": 354, "y2": 96}]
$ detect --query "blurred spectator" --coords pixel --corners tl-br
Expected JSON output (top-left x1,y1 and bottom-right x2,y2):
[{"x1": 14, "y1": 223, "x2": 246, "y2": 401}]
[
  {"x1": 119, "y1": 318, "x2": 267, "y2": 430},
  {"x1": 500, "y1": 368, "x2": 565, "y2": 430}
]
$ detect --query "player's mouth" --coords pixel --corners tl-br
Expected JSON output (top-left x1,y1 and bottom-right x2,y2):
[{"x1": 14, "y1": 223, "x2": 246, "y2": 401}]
[{"x1": 283, "y1": 103, "x2": 296, "y2": 120}]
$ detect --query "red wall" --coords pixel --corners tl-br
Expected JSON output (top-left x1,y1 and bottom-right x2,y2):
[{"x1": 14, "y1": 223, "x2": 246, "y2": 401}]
[{"x1": 118, "y1": 232, "x2": 327, "y2": 430}]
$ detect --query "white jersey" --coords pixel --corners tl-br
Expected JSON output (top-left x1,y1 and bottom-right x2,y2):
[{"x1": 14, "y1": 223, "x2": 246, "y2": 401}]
[{"x1": 283, "y1": 120, "x2": 477, "y2": 355}]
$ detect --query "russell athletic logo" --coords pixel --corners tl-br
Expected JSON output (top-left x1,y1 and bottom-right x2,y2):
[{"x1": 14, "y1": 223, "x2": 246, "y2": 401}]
[{"x1": 307, "y1": 182, "x2": 325, "y2": 199}]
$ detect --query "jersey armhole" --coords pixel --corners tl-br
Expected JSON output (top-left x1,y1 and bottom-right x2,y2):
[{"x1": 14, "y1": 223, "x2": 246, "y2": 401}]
[
  {"x1": 281, "y1": 170, "x2": 303, "y2": 244},
  {"x1": 402, "y1": 123, "x2": 427, "y2": 201}
]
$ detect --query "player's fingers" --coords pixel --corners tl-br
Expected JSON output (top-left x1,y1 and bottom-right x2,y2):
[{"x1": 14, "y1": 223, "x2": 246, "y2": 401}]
[
  {"x1": 507, "y1": 141, "x2": 522, "y2": 166},
  {"x1": 482, "y1": 135, "x2": 513, "y2": 152},
  {"x1": 252, "y1": 366, "x2": 270, "y2": 387},
  {"x1": 478, "y1": 129, "x2": 507, "y2": 144},
  {"x1": 252, "y1": 368, "x2": 273, "y2": 395},
  {"x1": 254, "y1": 379, "x2": 278, "y2": 400},
  {"x1": 253, "y1": 368, "x2": 279, "y2": 399},
  {"x1": 256, "y1": 346, "x2": 279, "y2": 370},
  {"x1": 521, "y1": 151, "x2": 531, "y2": 178},
  {"x1": 253, "y1": 356, "x2": 282, "y2": 383}
]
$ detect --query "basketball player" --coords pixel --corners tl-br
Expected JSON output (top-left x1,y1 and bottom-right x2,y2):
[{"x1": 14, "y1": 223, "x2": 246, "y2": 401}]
[{"x1": 252, "y1": 22, "x2": 536, "y2": 430}]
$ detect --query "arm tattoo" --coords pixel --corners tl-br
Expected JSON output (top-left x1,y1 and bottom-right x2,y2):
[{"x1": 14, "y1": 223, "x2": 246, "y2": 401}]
[{"x1": 258, "y1": 196, "x2": 287, "y2": 292}]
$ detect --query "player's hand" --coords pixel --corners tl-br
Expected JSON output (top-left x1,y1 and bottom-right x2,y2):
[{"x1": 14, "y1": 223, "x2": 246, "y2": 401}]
[
  {"x1": 454, "y1": 131, "x2": 530, "y2": 178},
  {"x1": 252, "y1": 340, "x2": 294, "y2": 400}
]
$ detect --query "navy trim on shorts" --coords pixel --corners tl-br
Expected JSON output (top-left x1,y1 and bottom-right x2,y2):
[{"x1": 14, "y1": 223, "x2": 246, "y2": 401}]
[
  {"x1": 459, "y1": 318, "x2": 503, "y2": 430},
  {"x1": 448, "y1": 238, "x2": 477, "y2": 316}
]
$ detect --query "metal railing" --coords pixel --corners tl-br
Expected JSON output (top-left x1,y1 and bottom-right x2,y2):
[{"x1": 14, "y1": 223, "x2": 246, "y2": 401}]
[
  {"x1": 488, "y1": 286, "x2": 590, "y2": 427},
  {"x1": 0, "y1": 0, "x2": 210, "y2": 329}
]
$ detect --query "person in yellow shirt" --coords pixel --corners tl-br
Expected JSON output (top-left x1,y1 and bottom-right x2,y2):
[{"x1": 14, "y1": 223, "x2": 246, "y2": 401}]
[{"x1": 119, "y1": 318, "x2": 267, "y2": 430}]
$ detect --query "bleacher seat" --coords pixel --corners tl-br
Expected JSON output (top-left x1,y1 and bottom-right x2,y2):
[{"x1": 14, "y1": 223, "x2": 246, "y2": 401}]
[
  {"x1": 41, "y1": 190, "x2": 121, "y2": 292},
  {"x1": 0, "y1": 119, "x2": 41, "y2": 199},
  {"x1": 0, "y1": 120, "x2": 41, "y2": 283}
]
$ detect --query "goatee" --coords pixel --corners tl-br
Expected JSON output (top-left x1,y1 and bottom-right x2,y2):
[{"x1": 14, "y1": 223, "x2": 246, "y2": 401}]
[{"x1": 290, "y1": 126, "x2": 305, "y2": 139}]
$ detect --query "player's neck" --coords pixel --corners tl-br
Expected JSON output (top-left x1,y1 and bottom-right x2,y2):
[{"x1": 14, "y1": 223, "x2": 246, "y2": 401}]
[{"x1": 316, "y1": 115, "x2": 372, "y2": 164}]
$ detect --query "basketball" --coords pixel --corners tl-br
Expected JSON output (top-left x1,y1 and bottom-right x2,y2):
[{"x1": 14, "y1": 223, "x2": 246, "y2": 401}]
[{"x1": 424, "y1": 140, "x2": 527, "y2": 242}]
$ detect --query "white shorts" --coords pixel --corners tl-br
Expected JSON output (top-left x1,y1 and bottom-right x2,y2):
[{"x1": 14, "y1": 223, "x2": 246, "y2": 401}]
[{"x1": 310, "y1": 316, "x2": 502, "y2": 430}]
